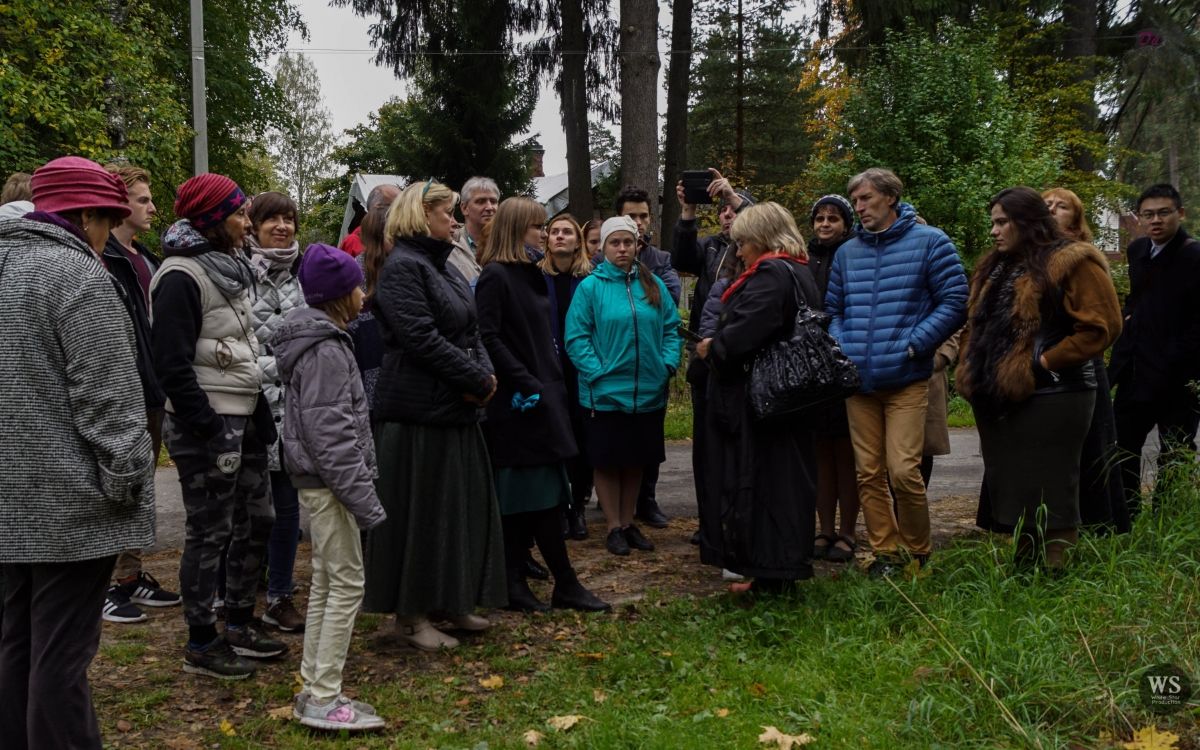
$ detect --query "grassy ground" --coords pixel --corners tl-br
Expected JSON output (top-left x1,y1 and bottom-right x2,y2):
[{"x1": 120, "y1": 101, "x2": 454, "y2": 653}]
[{"x1": 93, "y1": 470, "x2": 1200, "y2": 749}]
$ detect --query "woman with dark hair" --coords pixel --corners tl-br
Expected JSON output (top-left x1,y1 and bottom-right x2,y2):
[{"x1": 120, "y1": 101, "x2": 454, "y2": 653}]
[
  {"x1": 957, "y1": 187, "x2": 1122, "y2": 570},
  {"x1": 349, "y1": 184, "x2": 401, "y2": 414},
  {"x1": 246, "y1": 190, "x2": 307, "y2": 633},
  {"x1": 565, "y1": 216, "x2": 682, "y2": 557},
  {"x1": 696, "y1": 202, "x2": 821, "y2": 594},
  {"x1": 540, "y1": 213, "x2": 594, "y2": 539},
  {"x1": 363, "y1": 181, "x2": 506, "y2": 651},
  {"x1": 152, "y1": 173, "x2": 286, "y2": 679},
  {"x1": 0, "y1": 156, "x2": 154, "y2": 748},
  {"x1": 476, "y1": 199, "x2": 608, "y2": 612},
  {"x1": 806, "y1": 195, "x2": 861, "y2": 564}
]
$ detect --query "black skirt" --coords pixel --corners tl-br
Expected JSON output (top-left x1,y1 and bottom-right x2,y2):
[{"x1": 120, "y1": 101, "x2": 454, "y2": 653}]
[{"x1": 583, "y1": 409, "x2": 666, "y2": 470}]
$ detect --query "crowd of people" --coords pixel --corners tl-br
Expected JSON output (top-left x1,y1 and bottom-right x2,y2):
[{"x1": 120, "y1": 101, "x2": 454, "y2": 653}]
[{"x1": 0, "y1": 155, "x2": 1196, "y2": 745}]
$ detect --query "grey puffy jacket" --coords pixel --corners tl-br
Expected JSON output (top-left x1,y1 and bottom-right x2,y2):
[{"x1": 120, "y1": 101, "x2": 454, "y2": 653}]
[
  {"x1": 249, "y1": 243, "x2": 306, "y2": 470},
  {"x1": 272, "y1": 307, "x2": 385, "y2": 530}
]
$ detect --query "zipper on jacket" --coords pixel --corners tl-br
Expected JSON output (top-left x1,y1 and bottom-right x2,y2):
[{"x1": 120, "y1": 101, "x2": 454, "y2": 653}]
[{"x1": 625, "y1": 272, "x2": 641, "y2": 413}]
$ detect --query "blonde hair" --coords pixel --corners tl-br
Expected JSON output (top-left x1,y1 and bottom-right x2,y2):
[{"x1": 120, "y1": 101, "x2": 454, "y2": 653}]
[
  {"x1": 539, "y1": 213, "x2": 593, "y2": 277},
  {"x1": 313, "y1": 291, "x2": 360, "y2": 330},
  {"x1": 384, "y1": 180, "x2": 457, "y2": 245},
  {"x1": 478, "y1": 196, "x2": 545, "y2": 266},
  {"x1": 1041, "y1": 187, "x2": 1093, "y2": 242},
  {"x1": 730, "y1": 202, "x2": 808, "y2": 259}
]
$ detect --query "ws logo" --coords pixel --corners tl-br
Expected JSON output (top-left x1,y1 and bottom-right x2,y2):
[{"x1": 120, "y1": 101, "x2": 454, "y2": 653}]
[{"x1": 1139, "y1": 664, "x2": 1194, "y2": 714}]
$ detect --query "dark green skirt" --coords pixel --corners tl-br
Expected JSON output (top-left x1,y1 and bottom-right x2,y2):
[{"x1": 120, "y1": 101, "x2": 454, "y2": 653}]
[
  {"x1": 494, "y1": 463, "x2": 570, "y2": 515},
  {"x1": 364, "y1": 421, "x2": 507, "y2": 616}
]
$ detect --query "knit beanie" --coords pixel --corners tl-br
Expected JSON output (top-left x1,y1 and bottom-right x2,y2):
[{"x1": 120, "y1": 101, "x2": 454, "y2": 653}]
[
  {"x1": 298, "y1": 243, "x2": 363, "y2": 305},
  {"x1": 722, "y1": 189, "x2": 756, "y2": 210},
  {"x1": 599, "y1": 215, "x2": 639, "y2": 248},
  {"x1": 174, "y1": 173, "x2": 247, "y2": 231},
  {"x1": 30, "y1": 156, "x2": 131, "y2": 218},
  {"x1": 810, "y1": 194, "x2": 853, "y2": 227}
]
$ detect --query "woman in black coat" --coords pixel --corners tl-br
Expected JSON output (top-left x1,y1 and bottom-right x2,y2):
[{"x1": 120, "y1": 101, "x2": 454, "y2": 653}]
[
  {"x1": 363, "y1": 180, "x2": 507, "y2": 651},
  {"x1": 697, "y1": 202, "x2": 821, "y2": 594},
  {"x1": 476, "y1": 198, "x2": 608, "y2": 613}
]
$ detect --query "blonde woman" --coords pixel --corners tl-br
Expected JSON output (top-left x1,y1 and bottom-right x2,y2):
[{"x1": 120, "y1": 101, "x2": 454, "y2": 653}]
[
  {"x1": 362, "y1": 180, "x2": 505, "y2": 651},
  {"x1": 696, "y1": 202, "x2": 822, "y2": 594}
]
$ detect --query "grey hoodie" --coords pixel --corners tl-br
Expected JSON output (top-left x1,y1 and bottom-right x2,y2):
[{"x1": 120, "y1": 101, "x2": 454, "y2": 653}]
[{"x1": 272, "y1": 307, "x2": 385, "y2": 530}]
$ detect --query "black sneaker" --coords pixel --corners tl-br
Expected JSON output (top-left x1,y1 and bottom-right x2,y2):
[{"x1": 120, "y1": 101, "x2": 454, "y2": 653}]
[
  {"x1": 225, "y1": 621, "x2": 288, "y2": 659},
  {"x1": 183, "y1": 636, "x2": 256, "y2": 680},
  {"x1": 118, "y1": 571, "x2": 182, "y2": 608},
  {"x1": 605, "y1": 528, "x2": 631, "y2": 556},
  {"x1": 622, "y1": 524, "x2": 655, "y2": 552},
  {"x1": 102, "y1": 586, "x2": 147, "y2": 623}
]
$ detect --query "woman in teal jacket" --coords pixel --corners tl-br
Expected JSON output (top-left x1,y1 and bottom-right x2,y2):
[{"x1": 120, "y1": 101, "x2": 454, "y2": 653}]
[{"x1": 565, "y1": 216, "x2": 682, "y2": 557}]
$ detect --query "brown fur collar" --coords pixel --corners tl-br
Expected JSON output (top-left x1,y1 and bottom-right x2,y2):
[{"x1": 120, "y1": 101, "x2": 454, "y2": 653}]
[{"x1": 956, "y1": 241, "x2": 1109, "y2": 404}]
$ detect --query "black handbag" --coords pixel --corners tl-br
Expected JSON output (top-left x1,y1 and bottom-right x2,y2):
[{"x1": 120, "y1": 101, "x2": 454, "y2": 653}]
[{"x1": 748, "y1": 278, "x2": 860, "y2": 421}]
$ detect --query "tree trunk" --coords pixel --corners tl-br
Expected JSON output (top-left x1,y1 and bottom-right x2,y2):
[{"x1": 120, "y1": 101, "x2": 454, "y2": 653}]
[
  {"x1": 735, "y1": 0, "x2": 744, "y2": 173},
  {"x1": 560, "y1": 0, "x2": 593, "y2": 220},
  {"x1": 619, "y1": 0, "x2": 660, "y2": 232},
  {"x1": 1063, "y1": 0, "x2": 1098, "y2": 173},
  {"x1": 659, "y1": 0, "x2": 694, "y2": 251}
]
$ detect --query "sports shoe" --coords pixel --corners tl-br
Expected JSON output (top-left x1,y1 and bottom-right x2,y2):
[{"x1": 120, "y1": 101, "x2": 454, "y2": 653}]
[
  {"x1": 225, "y1": 621, "x2": 288, "y2": 659},
  {"x1": 866, "y1": 556, "x2": 903, "y2": 579},
  {"x1": 263, "y1": 596, "x2": 306, "y2": 632},
  {"x1": 294, "y1": 691, "x2": 378, "y2": 719},
  {"x1": 102, "y1": 586, "x2": 147, "y2": 624},
  {"x1": 298, "y1": 694, "x2": 385, "y2": 732},
  {"x1": 622, "y1": 524, "x2": 655, "y2": 552},
  {"x1": 183, "y1": 636, "x2": 256, "y2": 680},
  {"x1": 117, "y1": 571, "x2": 182, "y2": 607},
  {"x1": 721, "y1": 568, "x2": 745, "y2": 582}
]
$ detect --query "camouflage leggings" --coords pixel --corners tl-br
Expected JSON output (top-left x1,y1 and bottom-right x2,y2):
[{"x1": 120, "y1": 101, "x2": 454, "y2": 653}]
[{"x1": 165, "y1": 414, "x2": 274, "y2": 627}]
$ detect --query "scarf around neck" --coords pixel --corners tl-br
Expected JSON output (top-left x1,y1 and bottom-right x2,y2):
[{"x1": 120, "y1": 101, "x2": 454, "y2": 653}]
[
  {"x1": 247, "y1": 234, "x2": 300, "y2": 276},
  {"x1": 721, "y1": 252, "x2": 807, "y2": 303},
  {"x1": 163, "y1": 219, "x2": 255, "y2": 300}
]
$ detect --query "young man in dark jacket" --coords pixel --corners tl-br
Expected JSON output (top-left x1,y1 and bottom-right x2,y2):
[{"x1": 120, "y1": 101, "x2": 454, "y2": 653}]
[
  {"x1": 102, "y1": 164, "x2": 181, "y2": 623},
  {"x1": 1109, "y1": 183, "x2": 1200, "y2": 517}
]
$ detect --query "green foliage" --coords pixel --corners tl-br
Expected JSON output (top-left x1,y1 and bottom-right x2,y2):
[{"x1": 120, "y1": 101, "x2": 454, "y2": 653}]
[{"x1": 836, "y1": 23, "x2": 1063, "y2": 261}]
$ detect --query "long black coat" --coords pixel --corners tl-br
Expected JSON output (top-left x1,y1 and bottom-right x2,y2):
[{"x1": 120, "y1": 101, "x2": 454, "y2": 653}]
[
  {"x1": 103, "y1": 235, "x2": 165, "y2": 409},
  {"x1": 700, "y1": 258, "x2": 821, "y2": 580},
  {"x1": 373, "y1": 236, "x2": 494, "y2": 426},
  {"x1": 476, "y1": 257, "x2": 577, "y2": 467}
]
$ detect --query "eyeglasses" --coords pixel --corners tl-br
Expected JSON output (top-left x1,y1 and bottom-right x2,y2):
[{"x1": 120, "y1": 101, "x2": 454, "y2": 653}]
[{"x1": 1138, "y1": 208, "x2": 1176, "y2": 221}]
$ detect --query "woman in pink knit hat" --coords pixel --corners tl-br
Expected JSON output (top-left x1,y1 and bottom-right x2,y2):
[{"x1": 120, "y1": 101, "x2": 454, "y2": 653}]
[{"x1": 0, "y1": 156, "x2": 155, "y2": 749}]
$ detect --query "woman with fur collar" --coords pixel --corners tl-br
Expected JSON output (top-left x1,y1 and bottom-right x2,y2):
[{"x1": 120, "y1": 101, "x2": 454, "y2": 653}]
[{"x1": 956, "y1": 187, "x2": 1122, "y2": 571}]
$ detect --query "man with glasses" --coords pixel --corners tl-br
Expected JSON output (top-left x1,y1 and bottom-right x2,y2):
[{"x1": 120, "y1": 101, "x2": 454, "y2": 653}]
[{"x1": 1109, "y1": 183, "x2": 1200, "y2": 517}]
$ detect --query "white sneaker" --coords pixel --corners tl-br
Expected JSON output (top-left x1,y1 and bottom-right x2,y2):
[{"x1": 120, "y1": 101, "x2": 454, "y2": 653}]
[
  {"x1": 721, "y1": 569, "x2": 745, "y2": 582},
  {"x1": 294, "y1": 691, "x2": 377, "y2": 719},
  {"x1": 297, "y1": 695, "x2": 385, "y2": 732}
]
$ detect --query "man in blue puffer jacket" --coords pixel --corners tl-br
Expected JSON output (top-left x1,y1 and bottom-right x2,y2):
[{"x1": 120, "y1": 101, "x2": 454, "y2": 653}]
[{"x1": 825, "y1": 168, "x2": 967, "y2": 576}]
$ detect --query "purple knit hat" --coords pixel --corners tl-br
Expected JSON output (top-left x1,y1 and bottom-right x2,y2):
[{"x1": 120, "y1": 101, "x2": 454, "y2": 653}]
[
  {"x1": 299, "y1": 243, "x2": 363, "y2": 305},
  {"x1": 31, "y1": 156, "x2": 131, "y2": 218}
]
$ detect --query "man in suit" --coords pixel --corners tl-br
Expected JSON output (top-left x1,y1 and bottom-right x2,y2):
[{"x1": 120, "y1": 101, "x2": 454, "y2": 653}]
[{"x1": 1109, "y1": 183, "x2": 1200, "y2": 517}]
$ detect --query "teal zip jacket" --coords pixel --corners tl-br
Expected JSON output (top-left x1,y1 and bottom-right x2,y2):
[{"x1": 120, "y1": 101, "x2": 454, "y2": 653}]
[{"x1": 565, "y1": 259, "x2": 683, "y2": 413}]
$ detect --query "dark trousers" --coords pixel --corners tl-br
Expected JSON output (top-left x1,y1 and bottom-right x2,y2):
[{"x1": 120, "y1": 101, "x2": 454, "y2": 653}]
[
  {"x1": 0, "y1": 556, "x2": 116, "y2": 750},
  {"x1": 1113, "y1": 389, "x2": 1200, "y2": 517},
  {"x1": 266, "y1": 470, "x2": 300, "y2": 600},
  {"x1": 166, "y1": 414, "x2": 274, "y2": 631}
]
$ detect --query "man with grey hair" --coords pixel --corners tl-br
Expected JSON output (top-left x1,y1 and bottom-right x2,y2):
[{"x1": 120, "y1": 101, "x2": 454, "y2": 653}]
[
  {"x1": 824, "y1": 167, "x2": 967, "y2": 577},
  {"x1": 449, "y1": 176, "x2": 500, "y2": 286}
]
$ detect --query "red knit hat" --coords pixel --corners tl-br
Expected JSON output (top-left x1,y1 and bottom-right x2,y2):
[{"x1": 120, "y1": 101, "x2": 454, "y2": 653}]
[
  {"x1": 30, "y1": 156, "x2": 131, "y2": 218},
  {"x1": 174, "y1": 173, "x2": 247, "y2": 231}
]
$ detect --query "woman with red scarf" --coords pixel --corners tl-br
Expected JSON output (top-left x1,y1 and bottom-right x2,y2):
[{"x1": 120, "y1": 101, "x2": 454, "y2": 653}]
[{"x1": 697, "y1": 202, "x2": 822, "y2": 594}]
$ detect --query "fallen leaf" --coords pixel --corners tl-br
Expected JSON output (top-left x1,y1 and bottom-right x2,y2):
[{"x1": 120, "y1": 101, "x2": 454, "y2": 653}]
[
  {"x1": 455, "y1": 697, "x2": 471, "y2": 708},
  {"x1": 717, "y1": 708, "x2": 730, "y2": 718},
  {"x1": 758, "y1": 726, "x2": 814, "y2": 749},
  {"x1": 661, "y1": 651, "x2": 673, "y2": 657},
  {"x1": 576, "y1": 651, "x2": 606, "y2": 661},
  {"x1": 749, "y1": 682, "x2": 768, "y2": 697},
  {"x1": 163, "y1": 736, "x2": 201, "y2": 750},
  {"x1": 547, "y1": 714, "x2": 586, "y2": 732},
  {"x1": 523, "y1": 729, "x2": 545, "y2": 747},
  {"x1": 593, "y1": 688, "x2": 608, "y2": 703},
  {"x1": 116, "y1": 719, "x2": 133, "y2": 732},
  {"x1": 1123, "y1": 726, "x2": 1180, "y2": 750},
  {"x1": 479, "y1": 674, "x2": 504, "y2": 690},
  {"x1": 267, "y1": 705, "x2": 294, "y2": 721},
  {"x1": 443, "y1": 676, "x2": 456, "y2": 684},
  {"x1": 218, "y1": 719, "x2": 236, "y2": 737}
]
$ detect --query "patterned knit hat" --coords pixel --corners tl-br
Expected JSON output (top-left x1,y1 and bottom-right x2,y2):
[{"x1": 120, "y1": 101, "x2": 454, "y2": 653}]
[
  {"x1": 175, "y1": 173, "x2": 247, "y2": 231},
  {"x1": 810, "y1": 194, "x2": 854, "y2": 227},
  {"x1": 30, "y1": 156, "x2": 131, "y2": 218}
]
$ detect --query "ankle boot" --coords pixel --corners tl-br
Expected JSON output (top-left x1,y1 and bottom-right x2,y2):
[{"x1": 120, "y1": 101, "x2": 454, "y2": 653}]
[
  {"x1": 565, "y1": 505, "x2": 588, "y2": 540},
  {"x1": 551, "y1": 578, "x2": 611, "y2": 612},
  {"x1": 505, "y1": 574, "x2": 549, "y2": 613},
  {"x1": 635, "y1": 496, "x2": 669, "y2": 528},
  {"x1": 396, "y1": 615, "x2": 459, "y2": 651}
]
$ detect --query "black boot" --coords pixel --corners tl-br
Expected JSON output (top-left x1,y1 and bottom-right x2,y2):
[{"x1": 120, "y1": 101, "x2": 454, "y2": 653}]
[
  {"x1": 635, "y1": 496, "x2": 669, "y2": 529},
  {"x1": 551, "y1": 578, "x2": 611, "y2": 612},
  {"x1": 565, "y1": 505, "x2": 588, "y2": 540},
  {"x1": 505, "y1": 573, "x2": 550, "y2": 613},
  {"x1": 522, "y1": 554, "x2": 550, "y2": 581}
]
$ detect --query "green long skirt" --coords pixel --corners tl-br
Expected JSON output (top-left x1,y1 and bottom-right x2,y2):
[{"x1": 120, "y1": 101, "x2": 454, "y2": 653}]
[{"x1": 364, "y1": 421, "x2": 507, "y2": 616}]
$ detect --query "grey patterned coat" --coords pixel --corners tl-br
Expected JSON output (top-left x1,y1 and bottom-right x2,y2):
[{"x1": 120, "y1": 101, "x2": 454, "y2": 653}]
[
  {"x1": 0, "y1": 217, "x2": 155, "y2": 563},
  {"x1": 249, "y1": 249, "x2": 305, "y2": 470}
]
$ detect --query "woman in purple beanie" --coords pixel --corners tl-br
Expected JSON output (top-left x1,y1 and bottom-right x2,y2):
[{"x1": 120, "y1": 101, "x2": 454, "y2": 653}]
[{"x1": 0, "y1": 156, "x2": 155, "y2": 749}]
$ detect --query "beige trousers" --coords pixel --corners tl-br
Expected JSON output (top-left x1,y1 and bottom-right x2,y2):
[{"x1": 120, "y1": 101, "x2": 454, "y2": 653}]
[
  {"x1": 299, "y1": 488, "x2": 365, "y2": 703},
  {"x1": 846, "y1": 380, "x2": 932, "y2": 557}
]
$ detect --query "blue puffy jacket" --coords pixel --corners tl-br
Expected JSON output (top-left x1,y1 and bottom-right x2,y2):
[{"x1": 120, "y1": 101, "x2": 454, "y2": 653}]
[
  {"x1": 825, "y1": 203, "x2": 967, "y2": 393},
  {"x1": 565, "y1": 259, "x2": 682, "y2": 413}
]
